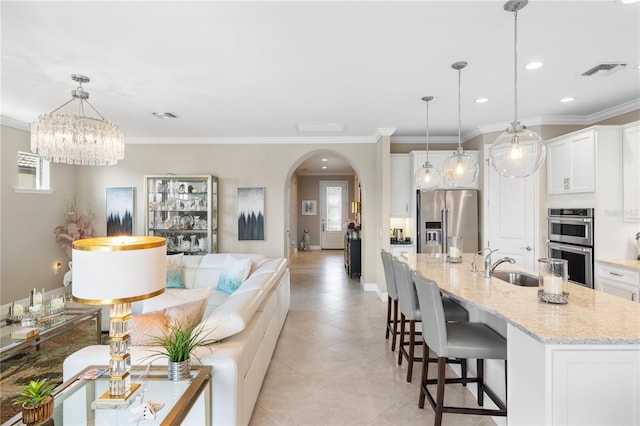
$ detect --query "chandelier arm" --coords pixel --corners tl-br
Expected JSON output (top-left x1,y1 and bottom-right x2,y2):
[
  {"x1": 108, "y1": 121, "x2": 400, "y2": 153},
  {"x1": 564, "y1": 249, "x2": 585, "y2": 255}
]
[
  {"x1": 83, "y1": 99, "x2": 106, "y2": 120},
  {"x1": 49, "y1": 98, "x2": 76, "y2": 114}
]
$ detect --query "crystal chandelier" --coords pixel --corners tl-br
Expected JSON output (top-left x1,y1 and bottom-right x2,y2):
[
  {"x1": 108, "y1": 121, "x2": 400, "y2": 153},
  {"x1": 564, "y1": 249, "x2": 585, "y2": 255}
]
[
  {"x1": 442, "y1": 61, "x2": 478, "y2": 187},
  {"x1": 414, "y1": 96, "x2": 442, "y2": 189},
  {"x1": 489, "y1": 0, "x2": 545, "y2": 178},
  {"x1": 31, "y1": 74, "x2": 125, "y2": 166}
]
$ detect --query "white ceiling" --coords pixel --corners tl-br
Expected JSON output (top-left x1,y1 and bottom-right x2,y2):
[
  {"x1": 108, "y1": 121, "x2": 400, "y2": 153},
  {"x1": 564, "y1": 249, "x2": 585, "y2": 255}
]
[{"x1": 1, "y1": 1, "x2": 639, "y2": 154}]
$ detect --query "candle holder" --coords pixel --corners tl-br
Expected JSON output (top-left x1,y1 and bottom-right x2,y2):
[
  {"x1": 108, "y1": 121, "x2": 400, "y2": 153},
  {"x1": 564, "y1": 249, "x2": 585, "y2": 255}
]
[
  {"x1": 537, "y1": 258, "x2": 569, "y2": 304},
  {"x1": 447, "y1": 236, "x2": 463, "y2": 263}
]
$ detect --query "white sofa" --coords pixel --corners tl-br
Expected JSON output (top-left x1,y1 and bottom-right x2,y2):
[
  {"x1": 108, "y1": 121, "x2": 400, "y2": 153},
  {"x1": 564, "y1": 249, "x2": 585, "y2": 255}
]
[{"x1": 63, "y1": 253, "x2": 290, "y2": 426}]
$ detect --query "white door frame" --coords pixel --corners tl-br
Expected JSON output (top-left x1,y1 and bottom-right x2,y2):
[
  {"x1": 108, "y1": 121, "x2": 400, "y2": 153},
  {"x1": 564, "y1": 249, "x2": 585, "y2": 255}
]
[{"x1": 320, "y1": 180, "x2": 348, "y2": 249}]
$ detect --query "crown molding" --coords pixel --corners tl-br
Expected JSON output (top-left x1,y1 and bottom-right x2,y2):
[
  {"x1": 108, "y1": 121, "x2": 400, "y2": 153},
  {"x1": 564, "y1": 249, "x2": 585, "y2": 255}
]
[
  {"x1": 1, "y1": 116, "x2": 30, "y2": 131},
  {"x1": 125, "y1": 136, "x2": 376, "y2": 145},
  {"x1": 390, "y1": 135, "x2": 459, "y2": 144}
]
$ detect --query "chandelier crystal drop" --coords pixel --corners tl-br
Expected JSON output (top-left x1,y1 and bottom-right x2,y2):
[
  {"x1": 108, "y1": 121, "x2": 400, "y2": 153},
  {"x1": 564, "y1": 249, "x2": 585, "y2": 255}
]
[
  {"x1": 489, "y1": 0, "x2": 545, "y2": 178},
  {"x1": 414, "y1": 96, "x2": 442, "y2": 189},
  {"x1": 442, "y1": 61, "x2": 478, "y2": 187},
  {"x1": 30, "y1": 74, "x2": 125, "y2": 166}
]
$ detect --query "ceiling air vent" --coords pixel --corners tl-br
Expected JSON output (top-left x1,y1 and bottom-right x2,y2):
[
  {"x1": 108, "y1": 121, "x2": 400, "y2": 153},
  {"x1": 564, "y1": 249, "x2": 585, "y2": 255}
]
[
  {"x1": 152, "y1": 112, "x2": 178, "y2": 119},
  {"x1": 580, "y1": 63, "x2": 627, "y2": 77}
]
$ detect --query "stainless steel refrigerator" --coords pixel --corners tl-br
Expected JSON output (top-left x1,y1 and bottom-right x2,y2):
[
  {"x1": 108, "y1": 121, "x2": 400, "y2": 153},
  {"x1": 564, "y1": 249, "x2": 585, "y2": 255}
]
[{"x1": 417, "y1": 189, "x2": 479, "y2": 254}]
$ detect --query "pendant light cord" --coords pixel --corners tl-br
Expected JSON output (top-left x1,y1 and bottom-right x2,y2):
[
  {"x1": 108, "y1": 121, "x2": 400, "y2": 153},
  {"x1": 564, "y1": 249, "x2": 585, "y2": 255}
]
[
  {"x1": 425, "y1": 98, "x2": 431, "y2": 162},
  {"x1": 457, "y1": 66, "x2": 462, "y2": 149},
  {"x1": 513, "y1": 9, "x2": 519, "y2": 127}
]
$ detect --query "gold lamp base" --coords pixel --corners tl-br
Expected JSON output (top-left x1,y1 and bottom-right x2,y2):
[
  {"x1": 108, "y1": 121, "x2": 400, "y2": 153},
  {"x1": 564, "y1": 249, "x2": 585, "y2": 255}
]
[{"x1": 92, "y1": 383, "x2": 142, "y2": 410}]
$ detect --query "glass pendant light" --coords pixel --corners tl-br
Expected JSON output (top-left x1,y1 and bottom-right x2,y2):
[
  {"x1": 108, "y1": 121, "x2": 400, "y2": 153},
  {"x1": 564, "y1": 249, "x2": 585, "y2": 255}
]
[
  {"x1": 489, "y1": 0, "x2": 545, "y2": 178},
  {"x1": 414, "y1": 96, "x2": 442, "y2": 189},
  {"x1": 443, "y1": 61, "x2": 478, "y2": 187}
]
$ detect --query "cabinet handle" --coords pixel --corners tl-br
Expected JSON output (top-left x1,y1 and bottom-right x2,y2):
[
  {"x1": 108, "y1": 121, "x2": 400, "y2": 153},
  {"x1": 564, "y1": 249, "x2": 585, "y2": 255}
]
[
  {"x1": 609, "y1": 272, "x2": 624, "y2": 277},
  {"x1": 520, "y1": 246, "x2": 533, "y2": 251}
]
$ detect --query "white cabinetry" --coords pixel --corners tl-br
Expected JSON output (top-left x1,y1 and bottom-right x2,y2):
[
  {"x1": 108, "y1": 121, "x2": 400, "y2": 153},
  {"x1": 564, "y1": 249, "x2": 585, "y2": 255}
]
[
  {"x1": 597, "y1": 262, "x2": 640, "y2": 303},
  {"x1": 546, "y1": 128, "x2": 595, "y2": 194},
  {"x1": 390, "y1": 154, "x2": 411, "y2": 217},
  {"x1": 622, "y1": 122, "x2": 640, "y2": 222},
  {"x1": 390, "y1": 244, "x2": 415, "y2": 257}
]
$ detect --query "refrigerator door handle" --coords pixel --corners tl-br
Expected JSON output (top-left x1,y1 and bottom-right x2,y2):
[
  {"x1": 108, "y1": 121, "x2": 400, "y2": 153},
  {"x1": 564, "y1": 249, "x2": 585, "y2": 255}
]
[{"x1": 441, "y1": 208, "x2": 449, "y2": 254}]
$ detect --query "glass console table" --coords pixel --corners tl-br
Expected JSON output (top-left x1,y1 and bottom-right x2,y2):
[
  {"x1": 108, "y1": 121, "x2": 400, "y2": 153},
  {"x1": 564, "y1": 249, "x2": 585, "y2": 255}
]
[
  {"x1": 1, "y1": 303, "x2": 101, "y2": 362},
  {"x1": 3, "y1": 365, "x2": 212, "y2": 425}
]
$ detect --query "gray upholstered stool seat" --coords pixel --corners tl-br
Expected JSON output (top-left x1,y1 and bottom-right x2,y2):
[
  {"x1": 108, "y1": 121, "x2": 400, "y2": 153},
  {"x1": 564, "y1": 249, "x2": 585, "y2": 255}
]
[
  {"x1": 380, "y1": 250, "x2": 400, "y2": 351},
  {"x1": 413, "y1": 271, "x2": 507, "y2": 426},
  {"x1": 392, "y1": 257, "x2": 469, "y2": 383}
]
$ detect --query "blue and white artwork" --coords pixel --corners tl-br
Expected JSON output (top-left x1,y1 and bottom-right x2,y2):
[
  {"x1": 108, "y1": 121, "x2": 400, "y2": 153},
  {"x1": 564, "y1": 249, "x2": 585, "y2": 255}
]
[
  {"x1": 106, "y1": 187, "x2": 134, "y2": 236},
  {"x1": 237, "y1": 187, "x2": 264, "y2": 241}
]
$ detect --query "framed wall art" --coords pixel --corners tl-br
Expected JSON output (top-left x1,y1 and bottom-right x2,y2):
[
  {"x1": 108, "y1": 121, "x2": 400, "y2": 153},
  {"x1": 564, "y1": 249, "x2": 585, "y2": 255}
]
[
  {"x1": 301, "y1": 200, "x2": 317, "y2": 216},
  {"x1": 237, "y1": 187, "x2": 265, "y2": 241},
  {"x1": 106, "y1": 186, "x2": 134, "y2": 236}
]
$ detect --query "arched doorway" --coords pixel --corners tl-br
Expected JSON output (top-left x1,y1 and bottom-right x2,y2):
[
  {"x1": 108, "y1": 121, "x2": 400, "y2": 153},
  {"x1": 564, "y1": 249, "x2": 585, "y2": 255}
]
[{"x1": 284, "y1": 150, "x2": 361, "y2": 261}]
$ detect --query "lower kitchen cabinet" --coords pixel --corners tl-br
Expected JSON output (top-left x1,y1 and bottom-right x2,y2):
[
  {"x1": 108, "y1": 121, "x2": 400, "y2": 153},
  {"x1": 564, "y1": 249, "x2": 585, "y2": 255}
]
[
  {"x1": 344, "y1": 237, "x2": 361, "y2": 278},
  {"x1": 597, "y1": 261, "x2": 640, "y2": 302}
]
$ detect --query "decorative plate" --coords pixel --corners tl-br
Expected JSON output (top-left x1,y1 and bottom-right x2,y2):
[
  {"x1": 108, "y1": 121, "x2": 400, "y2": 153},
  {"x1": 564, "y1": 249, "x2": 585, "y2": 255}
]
[{"x1": 180, "y1": 215, "x2": 193, "y2": 229}]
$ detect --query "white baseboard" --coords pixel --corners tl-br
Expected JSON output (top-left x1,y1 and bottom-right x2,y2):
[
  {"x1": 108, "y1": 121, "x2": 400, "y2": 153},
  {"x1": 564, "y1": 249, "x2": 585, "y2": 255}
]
[{"x1": 360, "y1": 278, "x2": 386, "y2": 302}]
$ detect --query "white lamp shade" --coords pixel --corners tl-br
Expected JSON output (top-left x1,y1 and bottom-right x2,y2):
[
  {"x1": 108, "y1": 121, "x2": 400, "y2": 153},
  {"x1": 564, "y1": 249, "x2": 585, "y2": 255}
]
[
  {"x1": 72, "y1": 236, "x2": 166, "y2": 305},
  {"x1": 414, "y1": 161, "x2": 443, "y2": 189},
  {"x1": 490, "y1": 127, "x2": 546, "y2": 178},
  {"x1": 442, "y1": 151, "x2": 478, "y2": 187}
]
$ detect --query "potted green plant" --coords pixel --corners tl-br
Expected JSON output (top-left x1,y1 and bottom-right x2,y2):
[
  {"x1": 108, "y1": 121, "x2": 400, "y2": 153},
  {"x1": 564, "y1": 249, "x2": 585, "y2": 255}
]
[
  {"x1": 145, "y1": 318, "x2": 218, "y2": 380},
  {"x1": 13, "y1": 378, "x2": 55, "y2": 425}
]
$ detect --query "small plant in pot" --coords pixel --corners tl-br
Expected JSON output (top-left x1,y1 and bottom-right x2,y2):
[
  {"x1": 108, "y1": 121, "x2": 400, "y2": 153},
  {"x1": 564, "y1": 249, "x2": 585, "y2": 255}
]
[
  {"x1": 13, "y1": 378, "x2": 55, "y2": 425},
  {"x1": 145, "y1": 318, "x2": 218, "y2": 380}
]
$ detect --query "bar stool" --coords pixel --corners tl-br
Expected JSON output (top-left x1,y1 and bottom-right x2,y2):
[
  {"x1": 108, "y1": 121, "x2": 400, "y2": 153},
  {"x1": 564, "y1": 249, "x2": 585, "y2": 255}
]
[
  {"x1": 413, "y1": 271, "x2": 507, "y2": 426},
  {"x1": 392, "y1": 257, "x2": 468, "y2": 383},
  {"x1": 380, "y1": 250, "x2": 400, "y2": 351}
]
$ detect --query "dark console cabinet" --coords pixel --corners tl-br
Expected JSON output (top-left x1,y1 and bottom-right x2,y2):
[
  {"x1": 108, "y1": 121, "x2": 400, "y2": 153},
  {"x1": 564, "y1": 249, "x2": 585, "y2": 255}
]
[{"x1": 344, "y1": 237, "x2": 361, "y2": 278}]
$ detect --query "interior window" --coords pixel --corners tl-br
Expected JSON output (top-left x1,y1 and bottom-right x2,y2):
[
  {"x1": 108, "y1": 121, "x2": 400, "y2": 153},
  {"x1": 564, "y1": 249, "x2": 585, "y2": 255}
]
[{"x1": 17, "y1": 151, "x2": 50, "y2": 190}]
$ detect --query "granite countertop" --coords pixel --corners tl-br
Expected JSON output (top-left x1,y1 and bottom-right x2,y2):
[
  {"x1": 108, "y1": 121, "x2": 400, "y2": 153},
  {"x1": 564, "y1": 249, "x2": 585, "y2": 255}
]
[
  {"x1": 598, "y1": 259, "x2": 640, "y2": 273},
  {"x1": 403, "y1": 253, "x2": 640, "y2": 345}
]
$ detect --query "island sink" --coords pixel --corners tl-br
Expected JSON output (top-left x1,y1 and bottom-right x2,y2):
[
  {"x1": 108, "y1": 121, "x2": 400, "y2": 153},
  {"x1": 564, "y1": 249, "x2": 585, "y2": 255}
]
[{"x1": 492, "y1": 270, "x2": 539, "y2": 287}]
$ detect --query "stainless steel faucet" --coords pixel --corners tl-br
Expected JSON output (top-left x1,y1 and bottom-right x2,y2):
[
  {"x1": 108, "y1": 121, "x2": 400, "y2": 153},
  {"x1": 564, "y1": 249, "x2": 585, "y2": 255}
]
[
  {"x1": 471, "y1": 247, "x2": 498, "y2": 276},
  {"x1": 489, "y1": 257, "x2": 516, "y2": 276}
]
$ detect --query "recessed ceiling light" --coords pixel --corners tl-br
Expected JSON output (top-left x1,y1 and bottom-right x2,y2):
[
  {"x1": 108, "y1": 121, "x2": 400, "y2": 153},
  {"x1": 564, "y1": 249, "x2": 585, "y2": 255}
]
[
  {"x1": 525, "y1": 61, "x2": 543, "y2": 70},
  {"x1": 475, "y1": 97, "x2": 489, "y2": 104},
  {"x1": 560, "y1": 97, "x2": 575, "y2": 103},
  {"x1": 617, "y1": 0, "x2": 639, "y2": 4},
  {"x1": 321, "y1": 166, "x2": 328, "y2": 170},
  {"x1": 321, "y1": 158, "x2": 328, "y2": 162}
]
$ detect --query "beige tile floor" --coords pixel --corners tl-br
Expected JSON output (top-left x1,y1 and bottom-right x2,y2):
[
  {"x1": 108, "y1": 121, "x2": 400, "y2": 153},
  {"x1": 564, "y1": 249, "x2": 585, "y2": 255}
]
[{"x1": 250, "y1": 250, "x2": 497, "y2": 426}]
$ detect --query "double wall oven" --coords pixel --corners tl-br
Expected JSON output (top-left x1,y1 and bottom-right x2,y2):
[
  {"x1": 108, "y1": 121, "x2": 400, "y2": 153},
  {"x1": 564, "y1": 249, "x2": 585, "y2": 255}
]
[{"x1": 547, "y1": 208, "x2": 594, "y2": 289}]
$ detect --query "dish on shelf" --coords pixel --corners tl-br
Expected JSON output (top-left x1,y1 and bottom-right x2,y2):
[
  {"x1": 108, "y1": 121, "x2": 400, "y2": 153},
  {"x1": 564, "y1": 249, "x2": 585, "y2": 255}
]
[
  {"x1": 199, "y1": 219, "x2": 207, "y2": 230},
  {"x1": 180, "y1": 215, "x2": 194, "y2": 229}
]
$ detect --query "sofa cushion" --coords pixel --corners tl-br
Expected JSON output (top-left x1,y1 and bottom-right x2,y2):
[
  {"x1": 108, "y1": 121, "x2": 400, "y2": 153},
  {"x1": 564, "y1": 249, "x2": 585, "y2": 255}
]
[
  {"x1": 165, "y1": 298, "x2": 208, "y2": 327},
  {"x1": 142, "y1": 287, "x2": 212, "y2": 313},
  {"x1": 217, "y1": 256, "x2": 252, "y2": 294},
  {"x1": 130, "y1": 311, "x2": 169, "y2": 346},
  {"x1": 166, "y1": 253, "x2": 185, "y2": 288},
  {"x1": 201, "y1": 289, "x2": 264, "y2": 340}
]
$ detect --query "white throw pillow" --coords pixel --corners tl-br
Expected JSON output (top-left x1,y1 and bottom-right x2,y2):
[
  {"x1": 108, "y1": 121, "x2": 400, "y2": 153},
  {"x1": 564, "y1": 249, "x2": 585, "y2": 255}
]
[
  {"x1": 217, "y1": 256, "x2": 252, "y2": 294},
  {"x1": 142, "y1": 287, "x2": 212, "y2": 314}
]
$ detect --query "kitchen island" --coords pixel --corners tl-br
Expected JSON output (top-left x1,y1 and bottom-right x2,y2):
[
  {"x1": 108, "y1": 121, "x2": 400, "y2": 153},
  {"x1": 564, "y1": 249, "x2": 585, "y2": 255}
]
[{"x1": 403, "y1": 253, "x2": 640, "y2": 426}]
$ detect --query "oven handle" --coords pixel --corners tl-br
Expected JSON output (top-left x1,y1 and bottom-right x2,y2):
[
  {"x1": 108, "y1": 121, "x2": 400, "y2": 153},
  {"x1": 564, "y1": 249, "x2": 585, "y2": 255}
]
[
  {"x1": 547, "y1": 241, "x2": 593, "y2": 253},
  {"x1": 547, "y1": 241, "x2": 593, "y2": 254},
  {"x1": 548, "y1": 217, "x2": 592, "y2": 224}
]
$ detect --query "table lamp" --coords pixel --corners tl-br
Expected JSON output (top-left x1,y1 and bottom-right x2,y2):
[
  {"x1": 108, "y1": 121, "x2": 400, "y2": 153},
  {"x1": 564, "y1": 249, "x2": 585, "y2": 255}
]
[{"x1": 72, "y1": 236, "x2": 166, "y2": 403}]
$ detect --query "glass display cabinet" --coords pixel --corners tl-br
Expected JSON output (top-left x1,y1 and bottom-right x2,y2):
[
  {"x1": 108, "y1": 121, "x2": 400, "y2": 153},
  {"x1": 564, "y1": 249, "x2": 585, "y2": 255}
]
[{"x1": 145, "y1": 175, "x2": 218, "y2": 254}]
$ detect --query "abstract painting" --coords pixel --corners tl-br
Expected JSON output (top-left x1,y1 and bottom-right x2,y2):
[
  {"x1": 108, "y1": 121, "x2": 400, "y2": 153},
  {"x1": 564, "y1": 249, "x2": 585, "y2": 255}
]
[
  {"x1": 237, "y1": 187, "x2": 264, "y2": 240},
  {"x1": 302, "y1": 200, "x2": 317, "y2": 216},
  {"x1": 106, "y1": 187, "x2": 134, "y2": 236}
]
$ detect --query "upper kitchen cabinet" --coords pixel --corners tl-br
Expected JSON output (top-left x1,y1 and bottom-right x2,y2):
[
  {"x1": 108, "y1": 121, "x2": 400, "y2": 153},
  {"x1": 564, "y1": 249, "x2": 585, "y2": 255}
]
[
  {"x1": 145, "y1": 175, "x2": 218, "y2": 255},
  {"x1": 390, "y1": 154, "x2": 411, "y2": 217},
  {"x1": 546, "y1": 128, "x2": 596, "y2": 194},
  {"x1": 622, "y1": 121, "x2": 640, "y2": 222}
]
